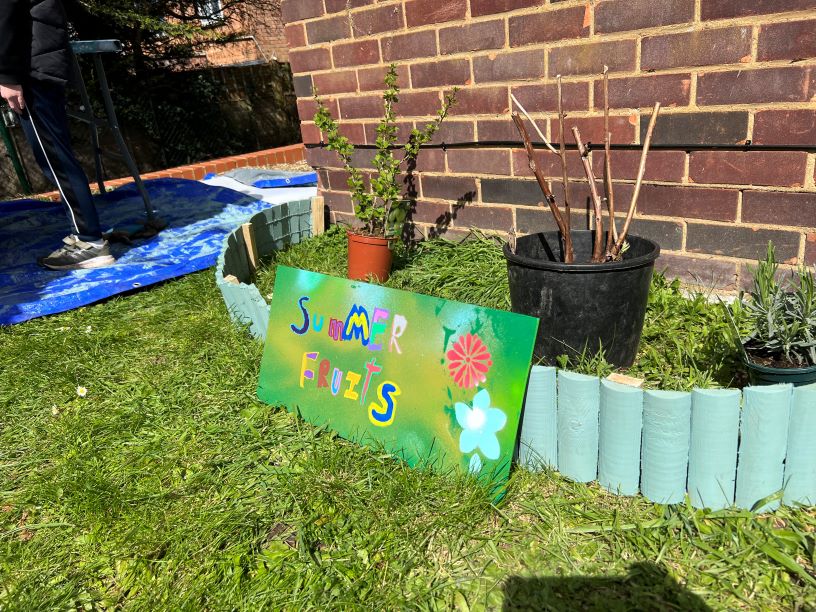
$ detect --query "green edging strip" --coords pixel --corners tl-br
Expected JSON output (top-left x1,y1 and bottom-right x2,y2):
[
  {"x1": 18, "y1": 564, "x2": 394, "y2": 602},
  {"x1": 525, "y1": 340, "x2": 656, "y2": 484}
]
[{"x1": 215, "y1": 198, "x2": 312, "y2": 339}]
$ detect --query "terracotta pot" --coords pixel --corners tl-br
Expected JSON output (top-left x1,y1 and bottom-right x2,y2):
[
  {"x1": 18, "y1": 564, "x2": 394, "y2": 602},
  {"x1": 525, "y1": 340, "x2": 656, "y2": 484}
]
[{"x1": 347, "y1": 230, "x2": 395, "y2": 282}]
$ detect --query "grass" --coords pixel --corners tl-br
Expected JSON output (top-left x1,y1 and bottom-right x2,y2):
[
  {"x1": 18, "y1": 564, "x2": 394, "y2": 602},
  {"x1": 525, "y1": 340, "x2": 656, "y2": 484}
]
[{"x1": 1, "y1": 228, "x2": 814, "y2": 610}]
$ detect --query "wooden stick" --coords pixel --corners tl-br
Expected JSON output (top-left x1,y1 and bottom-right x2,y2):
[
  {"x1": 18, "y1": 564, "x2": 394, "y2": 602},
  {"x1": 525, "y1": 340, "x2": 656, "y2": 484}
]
[
  {"x1": 510, "y1": 93, "x2": 558, "y2": 155},
  {"x1": 602, "y1": 66, "x2": 617, "y2": 256},
  {"x1": 556, "y1": 76, "x2": 572, "y2": 241},
  {"x1": 612, "y1": 103, "x2": 661, "y2": 259},
  {"x1": 311, "y1": 195, "x2": 325, "y2": 236},
  {"x1": 241, "y1": 222, "x2": 259, "y2": 278},
  {"x1": 512, "y1": 112, "x2": 573, "y2": 261},
  {"x1": 572, "y1": 126, "x2": 606, "y2": 263}
]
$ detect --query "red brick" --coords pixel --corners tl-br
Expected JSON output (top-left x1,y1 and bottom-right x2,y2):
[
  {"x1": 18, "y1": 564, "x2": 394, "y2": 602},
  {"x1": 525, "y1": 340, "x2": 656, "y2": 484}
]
[
  {"x1": 511, "y1": 82, "x2": 590, "y2": 112},
  {"x1": 642, "y1": 27, "x2": 752, "y2": 70},
  {"x1": 687, "y1": 223, "x2": 800, "y2": 262},
  {"x1": 412, "y1": 200, "x2": 452, "y2": 224},
  {"x1": 440, "y1": 20, "x2": 506, "y2": 55},
  {"x1": 306, "y1": 15, "x2": 351, "y2": 45},
  {"x1": 285, "y1": 24, "x2": 306, "y2": 49},
  {"x1": 413, "y1": 149, "x2": 446, "y2": 173},
  {"x1": 300, "y1": 122, "x2": 321, "y2": 144},
  {"x1": 509, "y1": 5, "x2": 589, "y2": 47},
  {"x1": 742, "y1": 192, "x2": 816, "y2": 228},
  {"x1": 427, "y1": 120, "x2": 476, "y2": 145},
  {"x1": 305, "y1": 147, "x2": 337, "y2": 168},
  {"x1": 549, "y1": 40, "x2": 636, "y2": 76},
  {"x1": 473, "y1": 50, "x2": 546, "y2": 84},
  {"x1": 382, "y1": 31, "x2": 438, "y2": 62},
  {"x1": 758, "y1": 19, "x2": 816, "y2": 61},
  {"x1": 511, "y1": 148, "x2": 584, "y2": 180},
  {"x1": 405, "y1": 0, "x2": 466, "y2": 27},
  {"x1": 411, "y1": 59, "x2": 471, "y2": 88},
  {"x1": 596, "y1": 150, "x2": 687, "y2": 183},
  {"x1": 697, "y1": 67, "x2": 816, "y2": 105},
  {"x1": 289, "y1": 48, "x2": 331, "y2": 74},
  {"x1": 479, "y1": 119, "x2": 528, "y2": 142},
  {"x1": 293, "y1": 75, "x2": 313, "y2": 98},
  {"x1": 281, "y1": 0, "x2": 324, "y2": 23},
  {"x1": 595, "y1": 0, "x2": 694, "y2": 33},
  {"x1": 351, "y1": 4, "x2": 404, "y2": 36},
  {"x1": 637, "y1": 185, "x2": 739, "y2": 221},
  {"x1": 337, "y1": 122, "x2": 366, "y2": 144},
  {"x1": 397, "y1": 91, "x2": 447, "y2": 117},
  {"x1": 555, "y1": 114, "x2": 638, "y2": 144},
  {"x1": 594, "y1": 74, "x2": 691, "y2": 109},
  {"x1": 452, "y1": 205, "x2": 514, "y2": 230},
  {"x1": 805, "y1": 233, "x2": 816, "y2": 265},
  {"x1": 313, "y1": 71, "x2": 358, "y2": 95},
  {"x1": 701, "y1": 0, "x2": 816, "y2": 20},
  {"x1": 338, "y1": 95, "x2": 382, "y2": 120},
  {"x1": 449, "y1": 86, "x2": 509, "y2": 116},
  {"x1": 421, "y1": 175, "x2": 478, "y2": 200},
  {"x1": 332, "y1": 40, "x2": 380, "y2": 68},
  {"x1": 657, "y1": 254, "x2": 738, "y2": 291},
  {"x1": 448, "y1": 149, "x2": 512, "y2": 175},
  {"x1": 325, "y1": 0, "x2": 371, "y2": 13},
  {"x1": 689, "y1": 151, "x2": 808, "y2": 187},
  {"x1": 471, "y1": 0, "x2": 544, "y2": 16},
  {"x1": 325, "y1": 190, "x2": 355, "y2": 214},
  {"x1": 357, "y1": 65, "x2": 410, "y2": 91},
  {"x1": 297, "y1": 98, "x2": 337, "y2": 123},
  {"x1": 753, "y1": 110, "x2": 816, "y2": 145}
]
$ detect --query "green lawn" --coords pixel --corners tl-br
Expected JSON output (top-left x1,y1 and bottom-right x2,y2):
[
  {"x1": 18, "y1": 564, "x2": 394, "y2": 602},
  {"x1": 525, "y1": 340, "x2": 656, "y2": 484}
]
[{"x1": 1, "y1": 230, "x2": 814, "y2": 610}]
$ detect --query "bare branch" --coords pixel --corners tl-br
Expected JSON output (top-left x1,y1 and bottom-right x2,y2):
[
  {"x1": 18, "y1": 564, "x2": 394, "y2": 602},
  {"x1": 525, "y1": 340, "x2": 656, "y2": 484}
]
[
  {"x1": 572, "y1": 127, "x2": 606, "y2": 263},
  {"x1": 556, "y1": 75, "x2": 572, "y2": 243},
  {"x1": 602, "y1": 65, "x2": 617, "y2": 257},
  {"x1": 510, "y1": 94, "x2": 558, "y2": 155},
  {"x1": 612, "y1": 103, "x2": 662, "y2": 259},
  {"x1": 513, "y1": 112, "x2": 573, "y2": 261}
]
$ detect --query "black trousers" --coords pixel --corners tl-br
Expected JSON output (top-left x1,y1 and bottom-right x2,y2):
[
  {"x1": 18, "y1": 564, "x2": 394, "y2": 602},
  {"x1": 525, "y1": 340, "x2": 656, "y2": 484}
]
[{"x1": 20, "y1": 79, "x2": 102, "y2": 241}]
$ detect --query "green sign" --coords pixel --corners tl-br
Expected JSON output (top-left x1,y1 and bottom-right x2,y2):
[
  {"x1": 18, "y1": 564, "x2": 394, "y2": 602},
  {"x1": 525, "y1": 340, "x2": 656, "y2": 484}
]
[{"x1": 257, "y1": 266, "x2": 538, "y2": 485}]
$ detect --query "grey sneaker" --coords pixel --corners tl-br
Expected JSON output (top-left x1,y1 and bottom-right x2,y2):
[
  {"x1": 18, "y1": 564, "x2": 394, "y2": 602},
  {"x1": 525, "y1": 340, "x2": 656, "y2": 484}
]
[{"x1": 39, "y1": 235, "x2": 115, "y2": 270}]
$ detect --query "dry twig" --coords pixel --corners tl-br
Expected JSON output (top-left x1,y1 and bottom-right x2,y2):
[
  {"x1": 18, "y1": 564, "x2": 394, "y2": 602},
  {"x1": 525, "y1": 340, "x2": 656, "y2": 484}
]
[
  {"x1": 512, "y1": 112, "x2": 573, "y2": 260},
  {"x1": 611, "y1": 102, "x2": 661, "y2": 259},
  {"x1": 556, "y1": 76, "x2": 572, "y2": 249},
  {"x1": 572, "y1": 127, "x2": 606, "y2": 262},
  {"x1": 510, "y1": 94, "x2": 558, "y2": 155},
  {"x1": 602, "y1": 66, "x2": 617, "y2": 257}
]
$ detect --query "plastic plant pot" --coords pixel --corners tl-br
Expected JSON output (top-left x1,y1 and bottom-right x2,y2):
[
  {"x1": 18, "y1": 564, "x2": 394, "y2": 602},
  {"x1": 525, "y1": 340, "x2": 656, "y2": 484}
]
[
  {"x1": 503, "y1": 230, "x2": 660, "y2": 367},
  {"x1": 742, "y1": 357, "x2": 816, "y2": 387},
  {"x1": 347, "y1": 230, "x2": 395, "y2": 282}
]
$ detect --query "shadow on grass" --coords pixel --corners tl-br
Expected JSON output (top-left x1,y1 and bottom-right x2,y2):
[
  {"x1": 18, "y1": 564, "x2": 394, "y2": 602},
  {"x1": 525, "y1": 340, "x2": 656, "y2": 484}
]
[{"x1": 502, "y1": 562, "x2": 710, "y2": 611}]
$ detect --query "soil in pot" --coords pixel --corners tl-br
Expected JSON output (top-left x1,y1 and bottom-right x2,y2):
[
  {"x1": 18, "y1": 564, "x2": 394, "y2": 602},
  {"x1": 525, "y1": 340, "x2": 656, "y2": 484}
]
[
  {"x1": 347, "y1": 231, "x2": 394, "y2": 282},
  {"x1": 504, "y1": 230, "x2": 660, "y2": 368},
  {"x1": 742, "y1": 355, "x2": 816, "y2": 387}
]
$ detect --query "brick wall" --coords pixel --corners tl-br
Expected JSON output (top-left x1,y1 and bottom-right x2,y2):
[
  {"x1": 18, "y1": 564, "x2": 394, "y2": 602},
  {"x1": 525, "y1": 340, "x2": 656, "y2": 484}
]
[
  {"x1": 282, "y1": 0, "x2": 816, "y2": 291},
  {"x1": 203, "y1": 4, "x2": 290, "y2": 66}
]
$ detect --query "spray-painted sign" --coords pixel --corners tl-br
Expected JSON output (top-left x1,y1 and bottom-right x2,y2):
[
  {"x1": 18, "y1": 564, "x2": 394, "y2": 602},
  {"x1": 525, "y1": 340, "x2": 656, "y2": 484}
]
[{"x1": 257, "y1": 266, "x2": 538, "y2": 485}]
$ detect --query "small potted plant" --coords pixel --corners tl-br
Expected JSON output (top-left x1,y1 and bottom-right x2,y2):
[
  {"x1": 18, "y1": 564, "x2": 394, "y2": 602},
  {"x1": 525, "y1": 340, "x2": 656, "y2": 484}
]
[
  {"x1": 314, "y1": 64, "x2": 457, "y2": 282},
  {"x1": 725, "y1": 243, "x2": 816, "y2": 387}
]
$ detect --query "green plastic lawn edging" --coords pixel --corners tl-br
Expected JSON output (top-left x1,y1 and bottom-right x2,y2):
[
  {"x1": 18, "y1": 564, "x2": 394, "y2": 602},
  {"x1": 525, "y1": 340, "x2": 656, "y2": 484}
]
[
  {"x1": 216, "y1": 216, "x2": 816, "y2": 514},
  {"x1": 215, "y1": 198, "x2": 312, "y2": 339}
]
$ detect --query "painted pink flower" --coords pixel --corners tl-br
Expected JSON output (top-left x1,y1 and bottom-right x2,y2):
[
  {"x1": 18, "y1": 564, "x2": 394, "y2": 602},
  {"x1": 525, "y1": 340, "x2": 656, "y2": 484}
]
[{"x1": 447, "y1": 333, "x2": 493, "y2": 389}]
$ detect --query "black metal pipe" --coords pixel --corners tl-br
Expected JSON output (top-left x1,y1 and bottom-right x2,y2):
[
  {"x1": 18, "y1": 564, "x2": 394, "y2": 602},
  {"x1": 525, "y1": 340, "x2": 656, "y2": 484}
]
[{"x1": 305, "y1": 140, "x2": 816, "y2": 152}]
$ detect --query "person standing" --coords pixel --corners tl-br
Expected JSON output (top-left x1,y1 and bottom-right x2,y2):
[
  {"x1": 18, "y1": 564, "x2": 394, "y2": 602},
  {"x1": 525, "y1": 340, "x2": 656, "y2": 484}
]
[{"x1": 0, "y1": 0, "x2": 114, "y2": 270}]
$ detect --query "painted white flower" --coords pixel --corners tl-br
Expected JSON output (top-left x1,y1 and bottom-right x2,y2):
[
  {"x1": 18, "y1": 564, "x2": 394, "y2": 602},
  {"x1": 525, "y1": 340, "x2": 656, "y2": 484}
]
[
  {"x1": 455, "y1": 389, "x2": 507, "y2": 461},
  {"x1": 76, "y1": 386, "x2": 88, "y2": 398}
]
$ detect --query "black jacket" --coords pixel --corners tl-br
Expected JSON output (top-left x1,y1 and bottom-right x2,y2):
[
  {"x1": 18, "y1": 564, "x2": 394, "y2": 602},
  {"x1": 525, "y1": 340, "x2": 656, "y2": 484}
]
[{"x1": 0, "y1": 0, "x2": 71, "y2": 86}]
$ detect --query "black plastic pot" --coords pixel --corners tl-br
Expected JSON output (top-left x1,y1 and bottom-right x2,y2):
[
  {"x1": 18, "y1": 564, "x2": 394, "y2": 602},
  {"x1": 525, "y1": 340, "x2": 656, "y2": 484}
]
[
  {"x1": 743, "y1": 357, "x2": 816, "y2": 387},
  {"x1": 504, "y1": 230, "x2": 660, "y2": 367}
]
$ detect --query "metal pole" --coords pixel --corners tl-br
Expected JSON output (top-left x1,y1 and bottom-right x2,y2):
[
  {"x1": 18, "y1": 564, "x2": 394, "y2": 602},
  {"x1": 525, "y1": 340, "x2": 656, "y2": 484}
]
[{"x1": 0, "y1": 112, "x2": 33, "y2": 194}]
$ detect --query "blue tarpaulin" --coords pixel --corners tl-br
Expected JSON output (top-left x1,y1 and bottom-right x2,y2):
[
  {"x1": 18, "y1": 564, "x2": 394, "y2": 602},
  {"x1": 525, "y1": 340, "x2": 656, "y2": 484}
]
[{"x1": 0, "y1": 178, "x2": 282, "y2": 325}]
